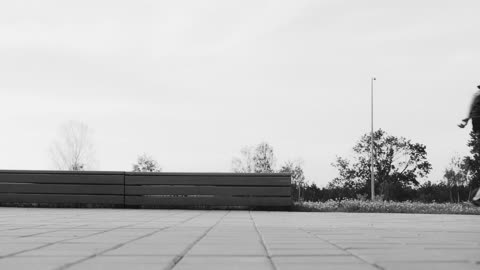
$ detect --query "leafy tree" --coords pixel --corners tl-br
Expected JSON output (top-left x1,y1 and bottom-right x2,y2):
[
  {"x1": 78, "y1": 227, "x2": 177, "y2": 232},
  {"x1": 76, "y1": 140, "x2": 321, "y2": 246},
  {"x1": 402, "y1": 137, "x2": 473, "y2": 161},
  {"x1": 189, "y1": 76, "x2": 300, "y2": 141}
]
[
  {"x1": 132, "y1": 154, "x2": 162, "y2": 172},
  {"x1": 232, "y1": 142, "x2": 276, "y2": 173},
  {"x1": 301, "y1": 178, "x2": 469, "y2": 204},
  {"x1": 328, "y1": 157, "x2": 366, "y2": 199},
  {"x1": 252, "y1": 142, "x2": 276, "y2": 173},
  {"x1": 302, "y1": 183, "x2": 322, "y2": 202},
  {"x1": 330, "y1": 129, "x2": 432, "y2": 201},
  {"x1": 50, "y1": 121, "x2": 96, "y2": 171},
  {"x1": 279, "y1": 160, "x2": 305, "y2": 185},
  {"x1": 415, "y1": 181, "x2": 448, "y2": 203},
  {"x1": 279, "y1": 160, "x2": 305, "y2": 201}
]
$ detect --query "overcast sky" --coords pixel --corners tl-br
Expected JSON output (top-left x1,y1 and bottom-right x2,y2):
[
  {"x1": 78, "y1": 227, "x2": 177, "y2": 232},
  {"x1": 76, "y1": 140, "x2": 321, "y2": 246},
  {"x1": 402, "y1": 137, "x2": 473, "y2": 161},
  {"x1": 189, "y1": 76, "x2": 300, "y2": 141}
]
[{"x1": 1, "y1": 0, "x2": 479, "y2": 186}]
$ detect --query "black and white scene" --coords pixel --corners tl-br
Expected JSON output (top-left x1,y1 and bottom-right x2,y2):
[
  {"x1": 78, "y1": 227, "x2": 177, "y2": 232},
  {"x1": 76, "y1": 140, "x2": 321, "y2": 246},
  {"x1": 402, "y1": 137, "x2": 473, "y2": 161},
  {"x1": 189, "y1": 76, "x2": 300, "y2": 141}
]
[{"x1": 0, "y1": 1, "x2": 479, "y2": 269}]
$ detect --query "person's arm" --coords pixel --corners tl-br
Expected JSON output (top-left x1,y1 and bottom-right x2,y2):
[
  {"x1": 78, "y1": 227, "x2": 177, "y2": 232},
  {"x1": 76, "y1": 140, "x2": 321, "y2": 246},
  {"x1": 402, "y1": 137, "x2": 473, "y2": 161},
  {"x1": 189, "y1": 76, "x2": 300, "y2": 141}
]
[{"x1": 459, "y1": 93, "x2": 479, "y2": 128}]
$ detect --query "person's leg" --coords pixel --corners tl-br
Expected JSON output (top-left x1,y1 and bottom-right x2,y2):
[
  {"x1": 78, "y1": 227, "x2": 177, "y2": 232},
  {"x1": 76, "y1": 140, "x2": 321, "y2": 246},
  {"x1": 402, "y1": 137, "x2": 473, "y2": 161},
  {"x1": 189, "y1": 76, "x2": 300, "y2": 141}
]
[
  {"x1": 472, "y1": 188, "x2": 480, "y2": 206},
  {"x1": 469, "y1": 119, "x2": 480, "y2": 206},
  {"x1": 474, "y1": 188, "x2": 480, "y2": 201}
]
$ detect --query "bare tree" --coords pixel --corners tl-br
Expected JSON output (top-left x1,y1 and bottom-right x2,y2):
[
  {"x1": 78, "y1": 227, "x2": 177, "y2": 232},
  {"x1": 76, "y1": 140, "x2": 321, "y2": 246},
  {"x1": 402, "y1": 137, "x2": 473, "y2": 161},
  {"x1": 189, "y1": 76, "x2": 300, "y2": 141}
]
[
  {"x1": 444, "y1": 156, "x2": 468, "y2": 203},
  {"x1": 232, "y1": 142, "x2": 276, "y2": 173},
  {"x1": 232, "y1": 146, "x2": 255, "y2": 173},
  {"x1": 50, "y1": 121, "x2": 96, "y2": 171},
  {"x1": 132, "y1": 154, "x2": 162, "y2": 172}
]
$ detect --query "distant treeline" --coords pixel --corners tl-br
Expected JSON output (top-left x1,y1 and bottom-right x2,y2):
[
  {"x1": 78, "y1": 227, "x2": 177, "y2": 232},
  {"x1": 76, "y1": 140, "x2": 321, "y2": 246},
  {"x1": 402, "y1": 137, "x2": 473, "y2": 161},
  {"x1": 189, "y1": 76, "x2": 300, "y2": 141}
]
[{"x1": 294, "y1": 181, "x2": 475, "y2": 203}]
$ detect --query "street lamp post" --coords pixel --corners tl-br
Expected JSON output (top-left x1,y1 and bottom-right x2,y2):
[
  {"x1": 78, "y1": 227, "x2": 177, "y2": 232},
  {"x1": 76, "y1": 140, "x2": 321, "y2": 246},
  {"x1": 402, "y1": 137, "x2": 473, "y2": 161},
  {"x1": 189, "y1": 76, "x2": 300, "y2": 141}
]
[{"x1": 371, "y1": 77, "x2": 376, "y2": 201}]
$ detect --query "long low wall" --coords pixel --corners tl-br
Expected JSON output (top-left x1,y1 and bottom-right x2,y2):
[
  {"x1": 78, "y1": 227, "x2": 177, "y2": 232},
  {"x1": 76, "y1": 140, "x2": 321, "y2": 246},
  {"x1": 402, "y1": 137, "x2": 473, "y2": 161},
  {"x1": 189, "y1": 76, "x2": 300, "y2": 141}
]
[{"x1": 0, "y1": 170, "x2": 292, "y2": 208}]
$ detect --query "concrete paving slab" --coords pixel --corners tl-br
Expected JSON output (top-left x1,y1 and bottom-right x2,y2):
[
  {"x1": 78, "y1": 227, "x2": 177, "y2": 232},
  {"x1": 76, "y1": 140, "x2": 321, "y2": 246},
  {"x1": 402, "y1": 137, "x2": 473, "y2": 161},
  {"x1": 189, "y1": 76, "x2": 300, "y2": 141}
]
[
  {"x1": 272, "y1": 256, "x2": 378, "y2": 270},
  {"x1": 0, "y1": 243, "x2": 47, "y2": 257},
  {"x1": 188, "y1": 243, "x2": 267, "y2": 256},
  {"x1": 19, "y1": 243, "x2": 118, "y2": 256},
  {"x1": 272, "y1": 255, "x2": 366, "y2": 264},
  {"x1": 68, "y1": 256, "x2": 176, "y2": 270},
  {"x1": 0, "y1": 208, "x2": 479, "y2": 270},
  {"x1": 377, "y1": 262, "x2": 480, "y2": 270},
  {"x1": 0, "y1": 256, "x2": 86, "y2": 270},
  {"x1": 351, "y1": 248, "x2": 480, "y2": 262},
  {"x1": 174, "y1": 256, "x2": 274, "y2": 270},
  {"x1": 103, "y1": 243, "x2": 191, "y2": 256}
]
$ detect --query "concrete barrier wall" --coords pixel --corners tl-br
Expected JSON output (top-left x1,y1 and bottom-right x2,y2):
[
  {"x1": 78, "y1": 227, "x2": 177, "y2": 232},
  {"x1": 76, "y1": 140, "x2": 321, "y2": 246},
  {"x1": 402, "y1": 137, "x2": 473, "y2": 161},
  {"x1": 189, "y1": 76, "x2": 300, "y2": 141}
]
[
  {"x1": 0, "y1": 170, "x2": 291, "y2": 208},
  {"x1": 125, "y1": 172, "x2": 292, "y2": 207}
]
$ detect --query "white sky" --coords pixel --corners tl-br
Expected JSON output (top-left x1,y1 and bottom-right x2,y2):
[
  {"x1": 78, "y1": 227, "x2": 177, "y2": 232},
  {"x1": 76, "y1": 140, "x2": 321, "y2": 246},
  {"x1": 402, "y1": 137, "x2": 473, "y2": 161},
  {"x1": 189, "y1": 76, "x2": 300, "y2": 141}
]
[{"x1": 1, "y1": 0, "x2": 479, "y2": 186}]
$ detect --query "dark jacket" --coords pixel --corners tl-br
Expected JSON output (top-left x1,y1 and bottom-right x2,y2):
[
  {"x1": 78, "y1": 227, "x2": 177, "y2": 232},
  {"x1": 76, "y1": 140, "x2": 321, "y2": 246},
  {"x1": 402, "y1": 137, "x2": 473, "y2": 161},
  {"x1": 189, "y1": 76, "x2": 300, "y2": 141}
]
[{"x1": 470, "y1": 92, "x2": 480, "y2": 118}]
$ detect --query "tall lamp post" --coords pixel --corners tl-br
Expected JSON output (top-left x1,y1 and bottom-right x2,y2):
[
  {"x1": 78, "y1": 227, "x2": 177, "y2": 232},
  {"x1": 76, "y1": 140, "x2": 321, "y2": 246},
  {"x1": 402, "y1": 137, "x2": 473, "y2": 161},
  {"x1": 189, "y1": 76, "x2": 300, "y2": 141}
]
[{"x1": 371, "y1": 77, "x2": 376, "y2": 201}]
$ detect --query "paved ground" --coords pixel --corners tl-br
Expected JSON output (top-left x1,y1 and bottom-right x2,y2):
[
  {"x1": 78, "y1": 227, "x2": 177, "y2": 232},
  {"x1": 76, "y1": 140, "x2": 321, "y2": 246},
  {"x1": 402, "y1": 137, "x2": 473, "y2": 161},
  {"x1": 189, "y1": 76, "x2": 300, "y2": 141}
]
[{"x1": 0, "y1": 208, "x2": 479, "y2": 270}]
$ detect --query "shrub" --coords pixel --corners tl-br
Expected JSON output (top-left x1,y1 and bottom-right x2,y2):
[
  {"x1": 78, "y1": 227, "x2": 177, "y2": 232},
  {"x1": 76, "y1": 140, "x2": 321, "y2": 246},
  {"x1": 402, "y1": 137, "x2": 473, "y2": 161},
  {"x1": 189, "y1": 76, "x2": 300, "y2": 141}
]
[{"x1": 295, "y1": 200, "x2": 480, "y2": 215}]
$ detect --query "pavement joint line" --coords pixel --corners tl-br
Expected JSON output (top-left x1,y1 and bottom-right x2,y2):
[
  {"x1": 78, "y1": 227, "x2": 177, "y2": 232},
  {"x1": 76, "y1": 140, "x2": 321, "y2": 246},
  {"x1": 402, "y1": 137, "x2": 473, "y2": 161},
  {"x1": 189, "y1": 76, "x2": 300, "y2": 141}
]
[
  {"x1": 300, "y1": 228, "x2": 386, "y2": 270},
  {"x1": 18, "y1": 224, "x2": 88, "y2": 238},
  {"x1": 2, "y1": 224, "x2": 49, "y2": 231},
  {"x1": 249, "y1": 211, "x2": 278, "y2": 270},
  {"x1": 0, "y1": 210, "x2": 185, "y2": 259},
  {"x1": 55, "y1": 210, "x2": 210, "y2": 270},
  {"x1": 167, "y1": 211, "x2": 231, "y2": 270}
]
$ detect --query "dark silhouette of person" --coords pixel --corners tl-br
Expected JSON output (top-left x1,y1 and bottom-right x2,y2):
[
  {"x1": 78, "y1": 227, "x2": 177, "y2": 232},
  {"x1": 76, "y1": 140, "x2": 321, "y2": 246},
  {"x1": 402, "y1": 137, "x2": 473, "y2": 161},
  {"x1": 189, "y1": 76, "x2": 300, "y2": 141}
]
[
  {"x1": 458, "y1": 85, "x2": 480, "y2": 132},
  {"x1": 459, "y1": 85, "x2": 480, "y2": 206}
]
